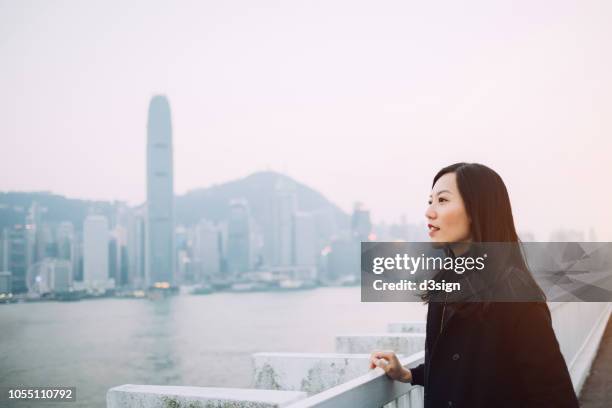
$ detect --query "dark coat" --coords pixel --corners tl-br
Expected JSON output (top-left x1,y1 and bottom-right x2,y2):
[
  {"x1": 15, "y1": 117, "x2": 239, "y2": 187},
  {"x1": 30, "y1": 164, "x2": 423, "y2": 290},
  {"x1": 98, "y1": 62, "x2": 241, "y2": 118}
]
[{"x1": 409, "y1": 301, "x2": 579, "y2": 407}]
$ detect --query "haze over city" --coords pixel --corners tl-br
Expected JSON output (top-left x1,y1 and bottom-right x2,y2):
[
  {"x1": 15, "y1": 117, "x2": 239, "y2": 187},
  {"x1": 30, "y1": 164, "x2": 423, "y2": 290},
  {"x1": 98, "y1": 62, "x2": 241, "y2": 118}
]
[
  {"x1": 2, "y1": 3, "x2": 612, "y2": 408},
  {"x1": 1, "y1": 0, "x2": 611, "y2": 239}
]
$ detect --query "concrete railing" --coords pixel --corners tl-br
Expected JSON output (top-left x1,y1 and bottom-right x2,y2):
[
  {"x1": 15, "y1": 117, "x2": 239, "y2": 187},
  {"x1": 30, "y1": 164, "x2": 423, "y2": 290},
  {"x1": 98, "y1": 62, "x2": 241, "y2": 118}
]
[
  {"x1": 107, "y1": 303, "x2": 610, "y2": 407},
  {"x1": 106, "y1": 384, "x2": 307, "y2": 408},
  {"x1": 284, "y1": 352, "x2": 425, "y2": 408},
  {"x1": 252, "y1": 352, "x2": 406, "y2": 395},
  {"x1": 549, "y1": 302, "x2": 612, "y2": 394},
  {"x1": 286, "y1": 302, "x2": 612, "y2": 407}
]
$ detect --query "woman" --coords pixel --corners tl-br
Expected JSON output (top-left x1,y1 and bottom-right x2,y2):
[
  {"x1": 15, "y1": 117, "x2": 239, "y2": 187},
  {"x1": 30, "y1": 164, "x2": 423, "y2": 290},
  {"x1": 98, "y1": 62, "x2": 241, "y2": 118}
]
[{"x1": 369, "y1": 162, "x2": 579, "y2": 407}]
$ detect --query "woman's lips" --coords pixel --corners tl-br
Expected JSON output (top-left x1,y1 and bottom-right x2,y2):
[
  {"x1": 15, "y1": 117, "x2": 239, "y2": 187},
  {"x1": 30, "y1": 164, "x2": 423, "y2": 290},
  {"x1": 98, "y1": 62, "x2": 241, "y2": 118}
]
[{"x1": 428, "y1": 224, "x2": 440, "y2": 237}]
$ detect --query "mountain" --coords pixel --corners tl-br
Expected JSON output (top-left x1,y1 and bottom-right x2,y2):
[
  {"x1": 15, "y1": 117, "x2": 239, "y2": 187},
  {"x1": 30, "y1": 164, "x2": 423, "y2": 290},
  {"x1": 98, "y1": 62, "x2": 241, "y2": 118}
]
[
  {"x1": 0, "y1": 171, "x2": 349, "y2": 232},
  {"x1": 0, "y1": 191, "x2": 114, "y2": 231},
  {"x1": 176, "y1": 171, "x2": 349, "y2": 229}
]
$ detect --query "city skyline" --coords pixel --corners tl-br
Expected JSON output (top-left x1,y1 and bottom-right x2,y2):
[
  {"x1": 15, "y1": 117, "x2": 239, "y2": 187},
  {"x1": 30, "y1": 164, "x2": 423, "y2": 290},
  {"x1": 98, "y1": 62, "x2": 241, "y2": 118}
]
[
  {"x1": 0, "y1": 163, "x2": 604, "y2": 243},
  {"x1": 1, "y1": 1, "x2": 611, "y2": 240}
]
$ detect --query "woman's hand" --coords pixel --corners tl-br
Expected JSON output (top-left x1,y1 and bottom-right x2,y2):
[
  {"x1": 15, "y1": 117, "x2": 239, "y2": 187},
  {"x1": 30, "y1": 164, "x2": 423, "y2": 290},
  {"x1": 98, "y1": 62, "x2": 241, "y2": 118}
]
[{"x1": 369, "y1": 350, "x2": 413, "y2": 383}]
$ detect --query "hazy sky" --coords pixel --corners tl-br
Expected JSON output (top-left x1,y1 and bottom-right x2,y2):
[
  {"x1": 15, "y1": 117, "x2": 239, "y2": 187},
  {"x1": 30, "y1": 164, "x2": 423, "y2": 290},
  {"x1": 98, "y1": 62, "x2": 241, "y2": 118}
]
[{"x1": 1, "y1": 0, "x2": 611, "y2": 239}]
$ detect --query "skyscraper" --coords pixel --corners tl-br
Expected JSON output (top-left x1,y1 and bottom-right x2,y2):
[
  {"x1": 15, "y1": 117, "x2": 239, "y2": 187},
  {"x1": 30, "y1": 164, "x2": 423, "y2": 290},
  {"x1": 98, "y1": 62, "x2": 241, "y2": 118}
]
[
  {"x1": 2, "y1": 225, "x2": 29, "y2": 294},
  {"x1": 26, "y1": 202, "x2": 45, "y2": 263},
  {"x1": 146, "y1": 95, "x2": 175, "y2": 287},
  {"x1": 57, "y1": 221, "x2": 78, "y2": 282},
  {"x1": 56, "y1": 221, "x2": 75, "y2": 261},
  {"x1": 194, "y1": 219, "x2": 221, "y2": 279},
  {"x1": 271, "y1": 179, "x2": 297, "y2": 266},
  {"x1": 83, "y1": 215, "x2": 109, "y2": 290},
  {"x1": 226, "y1": 199, "x2": 252, "y2": 275},
  {"x1": 122, "y1": 205, "x2": 146, "y2": 289}
]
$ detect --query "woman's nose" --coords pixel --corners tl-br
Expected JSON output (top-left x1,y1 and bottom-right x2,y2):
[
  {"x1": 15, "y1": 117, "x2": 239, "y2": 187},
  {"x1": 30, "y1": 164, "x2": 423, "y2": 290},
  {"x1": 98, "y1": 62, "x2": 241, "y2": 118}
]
[{"x1": 425, "y1": 206, "x2": 436, "y2": 220}]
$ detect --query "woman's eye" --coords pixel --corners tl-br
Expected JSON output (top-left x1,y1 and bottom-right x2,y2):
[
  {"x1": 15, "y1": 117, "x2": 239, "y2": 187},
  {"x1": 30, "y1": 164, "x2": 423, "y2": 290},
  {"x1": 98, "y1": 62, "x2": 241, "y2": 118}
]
[
  {"x1": 438, "y1": 197, "x2": 447, "y2": 203},
  {"x1": 427, "y1": 200, "x2": 432, "y2": 205}
]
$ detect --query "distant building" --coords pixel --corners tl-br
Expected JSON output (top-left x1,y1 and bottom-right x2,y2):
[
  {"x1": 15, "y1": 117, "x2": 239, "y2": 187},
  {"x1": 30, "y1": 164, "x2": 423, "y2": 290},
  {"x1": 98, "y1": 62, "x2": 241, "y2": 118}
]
[
  {"x1": 28, "y1": 258, "x2": 72, "y2": 294},
  {"x1": 108, "y1": 236, "x2": 118, "y2": 285},
  {"x1": 109, "y1": 225, "x2": 128, "y2": 286},
  {"x1": 0, "y1": 271, "x2": 11, "y2": 295},
  {"x1": 293, "y1": 212, "x2": 317, "y2": 267},
  {"x1": 146, "y1": 95, "x2": 175, "y2": 287},
  {"x1": 0, "y1": 235, "x2": 4, "y2": 277},
  {"x1": 56, "y1": 221, "x2": 75, "y2": 262},
  {"x1": 226, "y1": 199, "x2": 252, "y2": 275},
  {"x1": 176, "y1": 248, "x2": 192, "y2": 284},
  {"x1": 2, "y1": 225, "x2": 29, "y2": 294},
  {"x1": 26, "y1": 202, "x2": 46, "y2": 263},
  {"x1": 375, "y1": 216, "x2": 428, "y2": 242},
  {"x1": 351, "y1": 202, "x2": 372, "y2": 241},
  {"x1": 73, "y1": 238, "x2": 84, "y2": 282},
  {"x1": 325, "y1": 238, "x2": 360, "y2": 282},
  {"x1": 121, "y1": 206, "x2": 146, "y2": 289},
  {"x1": 271, "y1": 180, "x2": 297, "y2": 266},
  {"x1": 315, "y1": 202, "x2": 372, "y2": 283},
  {"x1": 83, "y1": 215, "x2": 111, "y2": 292},
  {"x1": 51, "y1": 259, "x2": 72, "y2": 292},
  {"x1": 194, "y1": 219, "x2": 221, "y2": 279},
  {"x1": 549, "y1": 229, "x2": 585, "y2": 242},
  {"x1": 312, "y1": 208, "x2": 338, "y2": 251}
]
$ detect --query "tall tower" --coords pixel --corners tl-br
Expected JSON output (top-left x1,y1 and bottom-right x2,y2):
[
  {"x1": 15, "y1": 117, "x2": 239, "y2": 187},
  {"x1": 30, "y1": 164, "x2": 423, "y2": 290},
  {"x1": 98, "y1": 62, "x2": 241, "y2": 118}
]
[
  {"x1": 146, "y1": 95, "x2": 175, "y2": 287},
  {"x1": 271, "y1": 178, "x2": 297, "y2": 266},
  {"x1": 226, "y1": 199, "x2": 252, "y2": 275}
]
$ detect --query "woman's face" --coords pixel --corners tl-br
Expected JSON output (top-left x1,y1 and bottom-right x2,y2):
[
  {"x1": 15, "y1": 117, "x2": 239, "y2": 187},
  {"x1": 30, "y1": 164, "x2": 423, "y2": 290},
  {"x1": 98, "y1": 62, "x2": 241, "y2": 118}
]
[{"x1": 425, "y1": 172, "x2": 471, "y2": 243}]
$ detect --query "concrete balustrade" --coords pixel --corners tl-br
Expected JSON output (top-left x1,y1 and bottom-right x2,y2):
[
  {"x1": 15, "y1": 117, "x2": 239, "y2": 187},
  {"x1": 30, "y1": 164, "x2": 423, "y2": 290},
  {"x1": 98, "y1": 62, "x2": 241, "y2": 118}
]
[
  {"x1": 549, "y1": 302, "x2": 612, "y2": 394},
  {"x1": 106, "y1": 384, "x2": 308, "y2": 408},
  {"x1": 252, "y1": 352, "x2": 404, "y2": 394},
  {"x1": 335, "y1": 333, "x2": 426, "y2": 356},
  {"x1": 387, "y1": 321, "x2": 426, "y2": 333},
  {"x1": 284, "y1": 352, "x2": 425, "y2": 408},
  {"x1": 107, "y1": 301, "x2": 612, "y2": 407}
]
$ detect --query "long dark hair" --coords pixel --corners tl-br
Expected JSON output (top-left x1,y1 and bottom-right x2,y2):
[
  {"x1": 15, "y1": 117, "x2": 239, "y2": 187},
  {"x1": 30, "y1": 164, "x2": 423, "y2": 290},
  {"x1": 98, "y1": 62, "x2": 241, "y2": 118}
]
[{"x1": 425, "y1": 162, "x2": 545, "y2": 305}]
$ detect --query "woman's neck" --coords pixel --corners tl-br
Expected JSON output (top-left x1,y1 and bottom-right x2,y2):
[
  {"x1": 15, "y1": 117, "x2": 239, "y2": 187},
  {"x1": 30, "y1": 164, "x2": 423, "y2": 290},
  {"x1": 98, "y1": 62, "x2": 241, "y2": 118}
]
[{"x1": 448, "y1": 241, "x2": 472, "y2": 256}]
